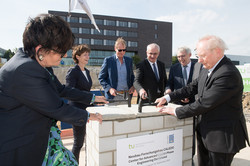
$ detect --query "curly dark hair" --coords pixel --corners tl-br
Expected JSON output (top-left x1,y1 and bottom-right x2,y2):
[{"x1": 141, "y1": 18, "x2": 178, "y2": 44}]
[
  {"x1": 72, "y1": 44, "x2": 91, "y2": 64},
  {"x1": 23, "y1": 14, "x2": 75, "y2": 58}
]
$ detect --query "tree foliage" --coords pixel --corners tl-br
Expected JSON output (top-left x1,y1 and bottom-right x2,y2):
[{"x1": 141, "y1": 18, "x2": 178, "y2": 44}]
[{"x1": 3, "y1": 49, "x2": 15, "y2": 60}]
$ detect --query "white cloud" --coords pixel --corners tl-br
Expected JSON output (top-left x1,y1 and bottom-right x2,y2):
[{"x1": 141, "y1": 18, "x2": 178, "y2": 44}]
[{"x1": 187, "y1": 0, "x2": 224, "y2": 8}]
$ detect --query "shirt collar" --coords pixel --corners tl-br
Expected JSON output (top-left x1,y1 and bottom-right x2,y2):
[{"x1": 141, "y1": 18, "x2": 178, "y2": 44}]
[{"x1": 208, "y1": 55, "x2": 225, "y2": 74}]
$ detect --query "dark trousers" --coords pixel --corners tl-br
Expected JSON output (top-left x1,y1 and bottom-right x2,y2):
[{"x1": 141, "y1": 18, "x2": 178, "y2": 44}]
[
  {"x1": 196, "y1": 126, "x2": 235, "y2": 166},
  {"x1": 72, "y1": 124, "x2": 86, "y2": 163}
]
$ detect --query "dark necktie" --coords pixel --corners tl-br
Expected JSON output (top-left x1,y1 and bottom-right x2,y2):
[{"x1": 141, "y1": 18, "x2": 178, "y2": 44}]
[
  {"x1": 153, "y1": 63, "x2": 159, "y2": 81},
  {"x1": 183, "y1": 65, "x2": 188, "y2": 85}
]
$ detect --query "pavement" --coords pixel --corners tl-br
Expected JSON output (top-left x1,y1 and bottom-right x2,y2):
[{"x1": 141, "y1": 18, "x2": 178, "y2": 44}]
[{"x1": 62, "y1": 121, "x2": 250, "y2": 166}]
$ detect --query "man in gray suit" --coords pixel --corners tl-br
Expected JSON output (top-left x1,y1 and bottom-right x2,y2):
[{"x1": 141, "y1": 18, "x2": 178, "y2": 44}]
[{"x1": 156, "y1": 35, "x2": 249, "y2": 166}]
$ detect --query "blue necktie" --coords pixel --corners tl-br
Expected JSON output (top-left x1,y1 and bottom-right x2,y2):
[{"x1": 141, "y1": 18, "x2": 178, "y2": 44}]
[
  {"x1": 183, "y1": 66, "x2": 188, "y2": 85},
  {"x1": 153, "y1": 63, "x2": 159, "y2": 81}
]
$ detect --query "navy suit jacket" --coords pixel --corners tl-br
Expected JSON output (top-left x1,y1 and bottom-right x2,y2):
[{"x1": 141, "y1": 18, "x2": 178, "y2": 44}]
[
  {"x1": 134, "y1": 59, "x2": 168, "y2": 103},
  {"x1": 98, "y1": 55, "x2": 135, "y2": 99},
  {"x1": 0, "y1": 48, "x2": 93, "y2": 165},
  {"x1": 170, "y1": 56, "x2": 249, "y2": 153},
  {"x1": 166, "y1": 62, "x2": 196, "y2": 104},
  {"x1": 66, "y1": 65, "x2": 92, "y2": 110}
]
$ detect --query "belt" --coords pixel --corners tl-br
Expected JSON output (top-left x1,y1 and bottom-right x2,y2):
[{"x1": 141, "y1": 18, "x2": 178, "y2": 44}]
[{"x1": 116, "y1": 90, "x2": 128, "y2": 94}]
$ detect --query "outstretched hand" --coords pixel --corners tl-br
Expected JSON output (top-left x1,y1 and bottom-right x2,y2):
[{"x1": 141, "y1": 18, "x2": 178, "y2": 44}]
[
  {"x1": 158, "y1": 107, "x2": 176, "y2": 116},
  {"x1": 95, "y1": 96, "x2": 109, "y2": 104},
  {"x1": 154, "y1": 96, "x2": 167, "y2": 107}
]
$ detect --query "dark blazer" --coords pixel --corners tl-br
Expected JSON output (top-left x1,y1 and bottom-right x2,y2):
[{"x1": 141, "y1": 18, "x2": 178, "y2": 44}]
[
  {"x1": 166, "y1": 62, "x2": 196, "y2": 104},
  {"x1": 0, "y1": 48, "x2": 93, "y2": 165},
  {"x1": 134, "y1": 59, "x2": 168, "y2": 103},
  {"x1": 98, "y1": 55, "x2": 135, "y2": 99},
  {"x1": 66, "y1": 65, "x2": 92, "y2": 109},
  {"x1": 170, "y1": 56, "x2": 249, "y2": 153}
]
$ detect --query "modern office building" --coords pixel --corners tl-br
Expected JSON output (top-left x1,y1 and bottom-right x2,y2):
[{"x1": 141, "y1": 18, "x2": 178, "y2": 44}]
[{"x1": 48, "y1": 10, "x2": 172, "y2": 67}]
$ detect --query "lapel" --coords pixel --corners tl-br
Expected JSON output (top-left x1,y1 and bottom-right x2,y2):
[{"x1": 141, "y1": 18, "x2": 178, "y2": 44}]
[
  {"x1": 112, "y1": 55, "x2": 118, "y2": 82},
  {"x1": 75, "y1": 65, "x2": 92, "y2": 88},
  {"x1": 145, "y1": 59, "x2": 158, "y2": 82}
]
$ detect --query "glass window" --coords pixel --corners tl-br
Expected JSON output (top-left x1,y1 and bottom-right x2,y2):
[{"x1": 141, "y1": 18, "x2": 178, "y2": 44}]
[
  {"x1": 104, "y1": 40, "x2": 115, "y2": 46},
  {"x1": 118, "y1": 21, "x2": 128, "y2": 27},
  {"x1": 95, "y1": 19, "x2": 104, "y2": 25},
  {"x1": 155, "y1": 34, "x2": 158, "y2": 39},
  {"x1": 118, "y1": 31, "x2": 128, "y2": 37},
  {"x1": 128, "y1": 32, "x2": 138, "y2": 37},
  {"x1": 105, "y1": 20, "x2": 116, "y2": 26},
  {"x1": 128, "y1": 41, "x2": 138, "y2": 47},
  {"x1": 74, "y1": 38, "x2": 79, "y2": 45},
  {"x1": 82, "y1": 38, "x2": 90, "y2": 44},
  {"x1": 91, "y1": 29, "x2": 103, "y2": 35},
  {"x1": 155, "y1": 24, "x2": 158, "y2": 30},
  {"x1": 91, "y1": 39, "x2": 103, "y2": 45},
  {"x1": 70, "y1": 16, "x2": 79, "y2": 23},
  {"x1": 104, "y1": 30, "x2": 116, "y2": 36},
  {"x1": 81, "y1": 28, "x2": 90, "y2": 34},
  {"x1": 82, "y1": 18, "x2": 91, "y2": 24},
  {"x1": 71, "y1": 27, "x2": 78, "y2": 33},
  {"x1": 130, "y1": 22, "x2": 138, "y2": 28}
]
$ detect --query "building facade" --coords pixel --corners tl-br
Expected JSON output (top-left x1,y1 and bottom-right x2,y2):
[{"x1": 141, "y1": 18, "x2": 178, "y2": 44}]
[{"x1": 49, "y1": 10, "x2": 172, "y2": 67}]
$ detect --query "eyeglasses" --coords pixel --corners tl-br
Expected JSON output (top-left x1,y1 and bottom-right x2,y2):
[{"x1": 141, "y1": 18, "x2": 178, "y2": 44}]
[
  {"x1": 148, "y1": 53, "x2": 158, "y2": 56},
  {"x1": 177, "y1": 55, "x2": 186, "y2": 58},
  {"x1": 117, "y1": 49, "x2": 126, "y2": 52}
]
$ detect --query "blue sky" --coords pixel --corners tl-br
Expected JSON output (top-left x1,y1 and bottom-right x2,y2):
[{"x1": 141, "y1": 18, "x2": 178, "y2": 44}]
[{"x1": 0, "y1": 0, "x2": 249, "y2": 56}]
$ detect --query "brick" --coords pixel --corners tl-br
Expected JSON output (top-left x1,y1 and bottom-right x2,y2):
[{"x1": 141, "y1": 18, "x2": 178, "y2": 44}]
[
  {"x1": 164, "y1": 115, "x2": 184, "y2": 128},
  {"x1": 114, "y1": 119, "x2": 140, "y2": 135},
  {"x1": 141, "y1": 116, "x2": 163, "y2": 131},
  {"x1": 99, "y1": 135, "x2": 126, "y2": 152},
  {"x1": 99, "y1": 152, "x2": 113, "y2": 165}
]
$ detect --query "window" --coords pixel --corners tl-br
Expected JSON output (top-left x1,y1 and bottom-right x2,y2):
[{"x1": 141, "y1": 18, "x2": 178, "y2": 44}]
[
  {"x1": 155, "y1": 24, "x2": 158, "y2": 30},
  {"x1": 104, "y1": 40, "x2": 115, "y2": 46},
  {"x1": 118, "y1": 21, "x2": 128, "y2": 27},
  {"x1": 95, "y1": 19, "x2": 104, "y2": 25},
  {"x1": 155, "y1": 34, "x2": 158, "y2": 39},
  {"x1": 104, "y1": 30, "x2": 116, "y2": 36},
  {"x1": 91, "y1": 29, "x2": 103, "y2": 35},
  {"x1": 130, "y1": 22, "x2": 138, "y2": 28},
  {"x1": 91, "y1": 39, "x2": 103, "y2": 45},
  {"x1": 81, "y1": 38, "x2": 90, "y2": 44},
  {"x1": 128, "y1": 32, "x2": 138, "y2": 37},
  {"x1": 128, "y1": 41, "x2": 138, "y2": 47},
  {"x1": 81, "y1": 18, "x2": 91, "y2": 24},
  {"x1": 105, "y1": 20, "x2": 116, "y2": 26},
  {"x1": 118, "y1": 31, "x2": 128, "y2": 37},
  {"x1": 70, "y1": 16, "x2": 79, "y2": 23},
  {"x1": 71, "y1": 27, "x2": 78, "y2": 33},
  {"x1": 81, "y1": 28, "x2": 90, "y2": 34}
]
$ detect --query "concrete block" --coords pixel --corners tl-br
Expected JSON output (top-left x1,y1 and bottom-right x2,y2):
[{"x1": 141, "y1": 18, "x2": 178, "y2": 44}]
[
  {"x1": 141, "y1": 116, "x2": 164, "y2": 131},
  {"x1": 184, "y1": 136, "x2": 193, "y2": 149},
  {"x1": 176, "y1": 124, "x2": 193, "y2": 137},
  {"x1": 99, "y1": 152, "x2": 113, "y2": 165},
  {"x1": 99, "y1": 135, "x2": 127, "y2": 152},
  {"x1": 114, "y1": 119, "x2": 140, "y2": 135},
  {"x1": 164, "y1": 115, "x2": 184, "y2": 128}
]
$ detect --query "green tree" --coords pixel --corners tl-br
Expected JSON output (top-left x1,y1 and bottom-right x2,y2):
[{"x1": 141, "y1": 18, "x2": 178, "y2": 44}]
[
  {"x1": 132, "y1": 54, "x2": 141, "y2": 66},
  {"x1": 3, "y1": 49, "x2": 15, "y2": 60},
  {"x1": 172, "y1": 55, "x2": 178, "y2": 65}
]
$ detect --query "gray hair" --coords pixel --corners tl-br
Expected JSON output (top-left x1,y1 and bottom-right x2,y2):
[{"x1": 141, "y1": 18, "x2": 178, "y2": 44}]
[
  {"x1": 147, "y1": 43, "x2": 160, "y2": 52},
  {"x1": 177, "y1": 46, "x2": 191, "y2": 54}
]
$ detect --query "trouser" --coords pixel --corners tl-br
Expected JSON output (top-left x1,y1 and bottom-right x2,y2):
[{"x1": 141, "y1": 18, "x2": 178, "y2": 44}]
[
  {"x1": 72, "y1": 124, "x2": 86, "y2": 163},
  {"x1": 196, "y1": 126, "x2": 235, "y2": 166}
]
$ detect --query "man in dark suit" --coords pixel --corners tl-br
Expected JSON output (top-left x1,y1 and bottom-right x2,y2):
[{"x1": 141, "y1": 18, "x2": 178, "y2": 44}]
[
  {"x1": 134, "y1": 43, "x2": 168, "y2": 103},
  {"x1": 165, "y1": 46, "x2": 196, "y2": 105},
  {"x1": 155, "y1": 35, "x2": 249, "y2": 166},
  {"x1": 165, "y1": 46, "x2": 196, "y2": 165},
  {"x1": 98, "y1": 37, "x2": 135, "y2": 99}
]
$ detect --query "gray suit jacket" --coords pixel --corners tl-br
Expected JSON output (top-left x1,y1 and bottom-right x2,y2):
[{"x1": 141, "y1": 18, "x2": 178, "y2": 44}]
[
  {"x1": 0, "y1": 48, "x2": 93, "y2": 165},
  {"x1": 170, "y1": 56, "x2": 249, "y2": 153}
]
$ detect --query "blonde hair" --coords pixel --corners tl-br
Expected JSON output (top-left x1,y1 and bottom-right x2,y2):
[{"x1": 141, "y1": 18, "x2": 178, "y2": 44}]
[{"x1": 115, "y1": 37, "x2": 126, "y2": 48}]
